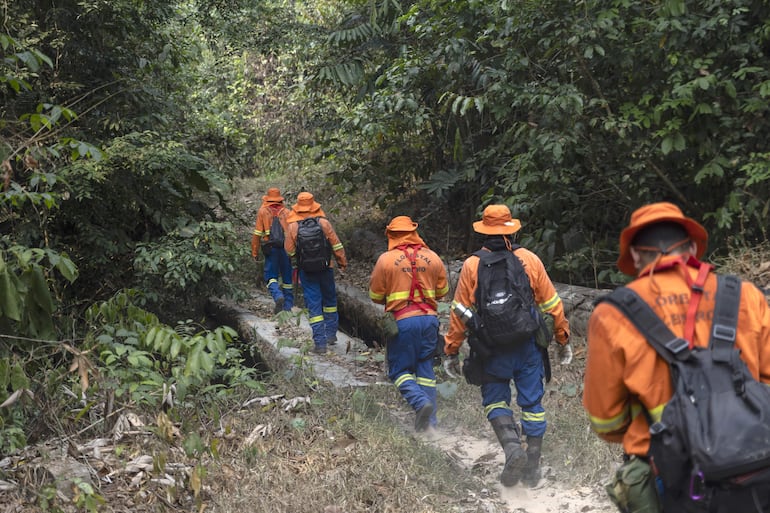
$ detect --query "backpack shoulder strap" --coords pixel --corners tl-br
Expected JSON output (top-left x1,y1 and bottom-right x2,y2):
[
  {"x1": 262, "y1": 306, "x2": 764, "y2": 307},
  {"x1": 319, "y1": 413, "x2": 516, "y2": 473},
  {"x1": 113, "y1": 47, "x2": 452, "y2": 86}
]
[
  {"x1": 710, "y1": 274, "x2": 741, "y2": 361},
  {"x1": 600, "y1": 287, "x2": 691, "y2": 365}
]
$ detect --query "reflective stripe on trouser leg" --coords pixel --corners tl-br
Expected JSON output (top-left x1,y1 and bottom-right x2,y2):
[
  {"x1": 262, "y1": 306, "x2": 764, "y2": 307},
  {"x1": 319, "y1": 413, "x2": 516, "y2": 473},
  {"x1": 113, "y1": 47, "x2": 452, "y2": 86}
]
[
  {"x1": 484, "y1": 399, "x2": 513, "y2": 421},
  {"x1": 277, "y1": 250, "x2": 294, "y2": 309},
  {"x1": 264, "y1": 252, "x2": 283, "y2": 302},
  {"x1": 394, "y1": 373, "x2": 429, "y2": 412},
  {"x1": 480, "y1": 341, "x2": 546, "y2": 437},
  {"x1": 323, "y1": 305, "x2": 338, "y2": 341},
  {"x1": 281, "y1": 282, "x2": 294, "y2": 310},
  {"x1": 520, "y1": 408, "x2": 546, "y2": 437},
  {"x1": 300, "y1": 271, "x2": 325, "y2": 347},
  {"x1": 388, "y1": 315, "x2": 439, "y2": 418},
  {"x1": 319, "y1": 268, "x2": 338, "y2": 340},
  {"x1": 513, "y1": 344, "x2": 546, "y2": 438},
  {"x1": 416, "y1": 375, "x2": 437, "y2": 426}
]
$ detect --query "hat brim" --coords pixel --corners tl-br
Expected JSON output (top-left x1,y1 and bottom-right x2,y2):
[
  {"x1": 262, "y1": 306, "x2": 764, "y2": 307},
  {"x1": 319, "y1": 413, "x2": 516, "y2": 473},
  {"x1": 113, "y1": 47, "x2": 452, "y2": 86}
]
[
  {"x1": 263, "y1": 195, "x2": 284, "y2": 202},
  {"x1": 472, "y1": 219, "x2": 521, "y2": 235},
  {"x1": 294, "y1": 201, "x2": 322, "y2": 213},
  {"x1": 386, "y1": 223, "x2": 418, "y2": 233},
  {"x1": 617, "y1": 216, "x2": 708, "y2": 275}
]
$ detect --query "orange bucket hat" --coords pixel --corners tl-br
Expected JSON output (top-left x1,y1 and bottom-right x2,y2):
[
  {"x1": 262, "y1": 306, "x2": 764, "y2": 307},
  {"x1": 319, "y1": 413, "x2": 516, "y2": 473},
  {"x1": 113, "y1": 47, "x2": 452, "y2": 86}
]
[
  {"x1": 617, "y1": 202, "x2": 708, "y2": 276},
  {"x1": 292, "y1": 192, "x2": 323, "y2": 214},
  {"x1": 385, "y1": 216, "x2": 418, "y2": 234},
  {"x1": 263, "y1": 187, "x2": 284, "y2": 203},
  {"x1": 473, "y1": 205, "x2": 522, "y2": 235}
]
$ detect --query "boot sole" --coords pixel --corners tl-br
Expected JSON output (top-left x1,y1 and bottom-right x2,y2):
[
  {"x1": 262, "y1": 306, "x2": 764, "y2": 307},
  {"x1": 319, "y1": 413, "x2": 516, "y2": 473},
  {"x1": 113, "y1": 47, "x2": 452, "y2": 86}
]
[{"x1": 500, "y1": 446, "x2": 527, "y2": 487}]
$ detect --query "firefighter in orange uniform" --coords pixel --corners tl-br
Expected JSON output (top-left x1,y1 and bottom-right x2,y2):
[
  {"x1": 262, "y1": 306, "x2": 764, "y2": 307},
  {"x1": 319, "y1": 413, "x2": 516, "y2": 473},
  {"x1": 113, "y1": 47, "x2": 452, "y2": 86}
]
[
  {"x1": 583, "y1": 202, "x2": 770, "y2": 512},
  {"x1": 368, "y1": 216, "x2": 449, "y2": 431},
  {"x1": 444, "y1": 204, "x2": 571, "y2": 488},
  {"x1": 284, "y1": 192, "x2": 347, "y2": 354},
  {"x1": 251, "y1": 187, "x2": 293, "y2": 313}
]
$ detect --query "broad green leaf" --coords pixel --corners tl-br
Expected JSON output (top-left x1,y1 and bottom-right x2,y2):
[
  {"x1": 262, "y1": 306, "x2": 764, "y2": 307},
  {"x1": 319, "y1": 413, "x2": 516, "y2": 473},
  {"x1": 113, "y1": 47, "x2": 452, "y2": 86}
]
[{"x1": 0, "y1": 270, "x2": 21, "y2": 321}]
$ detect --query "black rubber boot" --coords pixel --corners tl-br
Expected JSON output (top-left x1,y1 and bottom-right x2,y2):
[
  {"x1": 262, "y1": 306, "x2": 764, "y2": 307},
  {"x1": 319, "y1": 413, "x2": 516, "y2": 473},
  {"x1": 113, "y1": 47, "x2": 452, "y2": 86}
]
[
  {"x1": 414, "y1": 403, "x2": 432, "y2": 432},
  {"x1": 521, "y1": 436, "x2": 543, "y2": 488},
  {"x1": 490, "y1": 416, "x2": 527, "y2": 487}
]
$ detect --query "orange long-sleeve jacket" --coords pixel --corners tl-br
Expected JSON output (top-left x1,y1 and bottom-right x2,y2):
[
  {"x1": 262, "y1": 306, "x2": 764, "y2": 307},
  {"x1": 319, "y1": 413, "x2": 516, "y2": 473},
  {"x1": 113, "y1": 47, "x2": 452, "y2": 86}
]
[
  {"x1": 583, "y1": 255, "x2": 770, "y2": 457},
  {"x1": 284, "y1": 213, "x2": 347, "y2": 271},
  {"x1": 444, "y1": 246, "x2": 570, "y2": 355},
  {"x1": 251, "y1": 202, "x2": 289, "y2": 258},
  {"x1": 368, "y1": 232, "x2": 449, "y2": 320}
]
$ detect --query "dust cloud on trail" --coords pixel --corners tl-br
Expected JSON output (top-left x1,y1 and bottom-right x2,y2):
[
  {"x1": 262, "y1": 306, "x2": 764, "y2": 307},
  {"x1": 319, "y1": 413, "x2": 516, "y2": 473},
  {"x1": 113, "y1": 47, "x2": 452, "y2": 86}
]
[{"x1": 417, "y1": 426, "x2": 616, "y2": 513}]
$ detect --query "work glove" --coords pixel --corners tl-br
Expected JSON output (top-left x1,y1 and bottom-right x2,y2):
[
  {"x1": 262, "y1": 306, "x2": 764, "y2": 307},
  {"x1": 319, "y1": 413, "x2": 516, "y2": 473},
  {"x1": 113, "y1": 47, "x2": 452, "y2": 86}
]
[
  {"x1": 443, "y1": 354, "x2": 461, "y2": 379},
  {"x1": 557, "y1": 342, "x2": 573, "y2": 365}
]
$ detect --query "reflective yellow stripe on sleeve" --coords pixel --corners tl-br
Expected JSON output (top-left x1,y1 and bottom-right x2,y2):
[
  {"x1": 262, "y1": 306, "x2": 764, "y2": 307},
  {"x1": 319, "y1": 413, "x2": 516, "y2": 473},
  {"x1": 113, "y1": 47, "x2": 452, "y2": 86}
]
[
  {"x1": 539, "y1": 293, "x2": 561, "y2": 313},
  {"x1": 369, "y1": 291, "x2": 385, "y2": 301},
  {"x1": 647, "y1": 403, "x2": 664, "y2": 424},
  {"x1": 588, "y1": 406, "x2": 631, "y2": 435},
  {"x1": 332, "y1": 243, "x2": 344, "y2": 251}
]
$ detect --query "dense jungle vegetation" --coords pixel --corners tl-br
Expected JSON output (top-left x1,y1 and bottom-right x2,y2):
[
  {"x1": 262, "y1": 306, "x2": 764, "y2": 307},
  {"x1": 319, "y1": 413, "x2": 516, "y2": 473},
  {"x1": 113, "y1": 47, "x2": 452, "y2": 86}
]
[{"x1": 2, "y1": 0, "x2": 770, "y2": 507}]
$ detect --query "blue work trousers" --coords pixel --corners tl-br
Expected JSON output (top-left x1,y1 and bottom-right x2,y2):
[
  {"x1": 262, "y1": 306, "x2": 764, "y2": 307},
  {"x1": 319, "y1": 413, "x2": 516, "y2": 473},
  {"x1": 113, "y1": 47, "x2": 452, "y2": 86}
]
[
  {"x1": 480, "y1": 339, "x2": 546, "y2": 437},
  {"x1": 299, "y1": 268, "x2": 338, "y2": 349},
  {"x1": 264, "y1": 247, "x2": 294, "y2": 310},
  {"x1": 388, "y1": 315, "x2": 439, "y2": 427}
]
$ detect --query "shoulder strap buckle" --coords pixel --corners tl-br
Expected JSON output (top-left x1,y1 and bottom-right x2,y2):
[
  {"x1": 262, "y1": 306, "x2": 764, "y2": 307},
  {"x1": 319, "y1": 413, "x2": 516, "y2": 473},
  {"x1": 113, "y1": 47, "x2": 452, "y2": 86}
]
[{"x1": 665, "y1": 338, "x2": 690, "y2": 355}]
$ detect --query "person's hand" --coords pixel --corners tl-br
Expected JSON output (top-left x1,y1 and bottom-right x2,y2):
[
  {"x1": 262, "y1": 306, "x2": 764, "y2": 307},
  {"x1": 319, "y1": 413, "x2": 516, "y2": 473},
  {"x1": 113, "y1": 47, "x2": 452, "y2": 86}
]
[
  {"x1": 338, "y1": 267, "x2": 346, "y2": 278},
  {"x1": 443, "y1": 354, "x2": 461, "y2": 378},
  {"x1": 557, "y1": 342, "x2": 573, "y2": 365}
]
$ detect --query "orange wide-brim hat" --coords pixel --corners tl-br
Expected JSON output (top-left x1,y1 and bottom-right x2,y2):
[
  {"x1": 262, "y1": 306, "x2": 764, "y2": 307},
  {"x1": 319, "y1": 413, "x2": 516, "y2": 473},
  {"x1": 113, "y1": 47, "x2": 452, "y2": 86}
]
[
  {"x1": 472, "y1": 205, "x2": 522, "y2": 235},
  {"x1": 385, "y1": 215, "x2": 418, "y2": 234},
  {"x1": 617, "y1": 202, "x2": 708, "y2": 276},
  {"x1": 292, "y1": 191, "x2": 323, "y2": 213},
  {"x1": 263, "y1": 187, "x2": 284, "y2": 203}
]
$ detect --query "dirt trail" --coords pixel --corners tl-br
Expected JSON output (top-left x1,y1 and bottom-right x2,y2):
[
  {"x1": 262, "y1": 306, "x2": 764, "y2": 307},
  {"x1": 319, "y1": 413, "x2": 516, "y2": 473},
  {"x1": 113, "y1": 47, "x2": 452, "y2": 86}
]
[
  {"x1": 417, "y1": 425, "x2": 615, "y2": 513},
  {"x1": 241, "y1": 289, "x2": 617, "y2": 513}
]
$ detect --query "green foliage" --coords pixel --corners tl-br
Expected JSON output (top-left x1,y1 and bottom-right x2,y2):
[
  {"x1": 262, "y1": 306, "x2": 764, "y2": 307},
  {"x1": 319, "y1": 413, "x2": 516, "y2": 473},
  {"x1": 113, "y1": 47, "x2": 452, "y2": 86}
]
[
  {"x1": 133, "y1": 219, "x2": 247, "y2": 308},
  {"x1": 0, "y1": 244, "x2": 78, "y2": 340},
  {"x1": 50, "y1": 131, "x2": 242, "y2": 311},
  {"x1": 309, "y1": 0, "x2": 770, "y2": 284},
  {"x1": 86, "y1": 290, "x2": 259, "y2": 407}
]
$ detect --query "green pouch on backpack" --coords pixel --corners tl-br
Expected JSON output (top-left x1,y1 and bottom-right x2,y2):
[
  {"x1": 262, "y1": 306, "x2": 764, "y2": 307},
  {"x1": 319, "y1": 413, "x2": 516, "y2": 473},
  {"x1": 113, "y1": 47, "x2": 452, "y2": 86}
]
[
  {"x1": 605, "y1": 456, "x2": 662, "y2": 513},
  {"x1": 534, "y1": 312, "x2": 554, "y2": 349},
  {"x1": 378, "y1": 311, "x2": 399, "y2": 342}
]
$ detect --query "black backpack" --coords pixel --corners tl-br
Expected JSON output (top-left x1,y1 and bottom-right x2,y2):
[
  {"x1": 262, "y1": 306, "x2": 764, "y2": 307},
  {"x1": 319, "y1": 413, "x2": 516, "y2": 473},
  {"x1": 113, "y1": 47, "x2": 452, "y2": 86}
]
[
  {"x1": 296, "y1": 217, "x2": 331, "y2": 272},
  {"x1": 600, "y1": 275, "x2": 770, "y2": 511},
  {"x1": 473, "y1": 247, "x2": 539, "y2": 349},
  {"x1": 263, "y1": 212, "x2": 285, "y2": 252}
]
